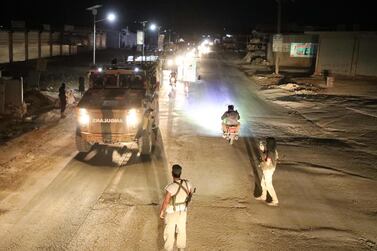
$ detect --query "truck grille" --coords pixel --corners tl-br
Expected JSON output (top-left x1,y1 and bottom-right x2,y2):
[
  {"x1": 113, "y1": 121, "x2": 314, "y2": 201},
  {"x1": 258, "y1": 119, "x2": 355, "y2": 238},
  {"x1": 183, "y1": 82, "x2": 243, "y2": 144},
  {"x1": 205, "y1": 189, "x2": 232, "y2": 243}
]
[{"x1": 86, "y1": 109, "x2": 138, "y2": 135}]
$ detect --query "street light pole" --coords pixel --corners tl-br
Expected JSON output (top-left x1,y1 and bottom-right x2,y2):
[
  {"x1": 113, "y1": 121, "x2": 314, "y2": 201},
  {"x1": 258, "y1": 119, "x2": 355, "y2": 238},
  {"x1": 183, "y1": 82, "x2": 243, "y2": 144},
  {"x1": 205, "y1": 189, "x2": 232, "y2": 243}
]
[
  {"x1": 140, "y1": 21, "x2": 147, "y2": 61},
  {"x1": 86, "y1": 5, "x2": 102, "y2": 65},
  {"x1": 87, "y1": 5, "x2": 116, "y2": 65},
  {"x1": 93, "y1": 14, "x2": 96, "y2": 65}
]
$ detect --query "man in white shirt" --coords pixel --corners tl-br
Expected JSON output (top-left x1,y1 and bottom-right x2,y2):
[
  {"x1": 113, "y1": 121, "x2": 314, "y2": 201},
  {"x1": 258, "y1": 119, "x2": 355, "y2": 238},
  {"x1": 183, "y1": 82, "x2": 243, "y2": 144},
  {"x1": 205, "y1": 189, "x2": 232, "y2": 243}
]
[{"x1": 160, "y1": 165, "x2": 193, "y2": 251}]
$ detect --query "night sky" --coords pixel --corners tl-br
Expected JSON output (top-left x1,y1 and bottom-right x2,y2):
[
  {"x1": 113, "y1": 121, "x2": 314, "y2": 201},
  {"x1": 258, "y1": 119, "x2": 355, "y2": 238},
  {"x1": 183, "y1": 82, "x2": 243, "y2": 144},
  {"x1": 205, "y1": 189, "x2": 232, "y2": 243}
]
[{"x1": 1, "y1": 0, "x2": 376, "y2": 34}]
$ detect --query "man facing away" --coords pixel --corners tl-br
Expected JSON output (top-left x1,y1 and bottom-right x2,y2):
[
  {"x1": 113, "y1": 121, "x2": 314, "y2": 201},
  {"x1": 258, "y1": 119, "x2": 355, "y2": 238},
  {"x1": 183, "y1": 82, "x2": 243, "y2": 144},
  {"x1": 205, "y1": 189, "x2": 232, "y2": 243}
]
[
  {"x1": 160, "y1": 165, "x2": 193, "y2": 251},
  {"x1": 221, "y1": 104, "x2": 240, "y2": 136},
  {"x1": 58, "y1": 83, "x2": 67, "y2": 118}
]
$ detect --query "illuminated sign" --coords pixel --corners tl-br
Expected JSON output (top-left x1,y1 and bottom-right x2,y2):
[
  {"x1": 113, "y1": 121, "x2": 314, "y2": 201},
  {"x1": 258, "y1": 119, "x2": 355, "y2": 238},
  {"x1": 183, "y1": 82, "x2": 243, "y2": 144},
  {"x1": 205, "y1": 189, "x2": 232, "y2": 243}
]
[
  {"x1": 290, "y1": 43, "x2": 317, "y2": 57},
  {"x1": 92, "y1": 118, "x2": 123, "y2": 123}
]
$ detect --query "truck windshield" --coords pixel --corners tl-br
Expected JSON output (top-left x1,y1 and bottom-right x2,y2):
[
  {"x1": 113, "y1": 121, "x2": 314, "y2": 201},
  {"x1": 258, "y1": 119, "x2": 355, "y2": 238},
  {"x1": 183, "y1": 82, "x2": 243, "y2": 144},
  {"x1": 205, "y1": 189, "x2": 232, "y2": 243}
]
[
  {"x1": 90, "y1": 73, "x2": 145, "y2": 89},
  {"x1": 119, "y1": 74, "x2": 145, "y2": 89},
  {"x1": 91, "y1": 74, "x2": 118, "y2": 88}
]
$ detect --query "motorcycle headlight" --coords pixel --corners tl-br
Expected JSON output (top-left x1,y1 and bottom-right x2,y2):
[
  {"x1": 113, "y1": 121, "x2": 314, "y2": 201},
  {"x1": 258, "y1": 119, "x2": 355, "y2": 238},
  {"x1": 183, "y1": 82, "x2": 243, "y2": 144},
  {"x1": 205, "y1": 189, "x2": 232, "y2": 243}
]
[
  {"x1": 126, "y1": 109, "x2": 138, "y2": 127},
  {"x1": 78, "y1": 108, "x2": 90, "y2": 125},
  {"x1": 167, "y1": 59, "x2": 173, "y2": 66}
]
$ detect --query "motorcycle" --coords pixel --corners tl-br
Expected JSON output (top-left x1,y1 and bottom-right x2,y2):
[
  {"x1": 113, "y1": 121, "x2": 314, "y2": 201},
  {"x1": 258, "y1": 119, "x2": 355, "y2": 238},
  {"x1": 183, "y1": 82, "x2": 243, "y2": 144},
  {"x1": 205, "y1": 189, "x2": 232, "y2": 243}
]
[
  {"x1": 224, "y1": 125, "x2": 239, "y2": 145},
  {"x1": 169, "y1": 73, "x2": 177, "y2": 86}
]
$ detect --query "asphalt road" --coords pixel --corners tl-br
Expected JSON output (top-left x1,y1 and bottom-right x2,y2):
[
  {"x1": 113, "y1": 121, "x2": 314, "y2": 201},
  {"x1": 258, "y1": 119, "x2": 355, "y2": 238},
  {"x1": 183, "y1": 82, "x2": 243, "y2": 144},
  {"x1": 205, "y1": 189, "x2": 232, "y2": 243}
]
[{"x1": 0, "y1": 53, "x2": 376, "y2": 250}]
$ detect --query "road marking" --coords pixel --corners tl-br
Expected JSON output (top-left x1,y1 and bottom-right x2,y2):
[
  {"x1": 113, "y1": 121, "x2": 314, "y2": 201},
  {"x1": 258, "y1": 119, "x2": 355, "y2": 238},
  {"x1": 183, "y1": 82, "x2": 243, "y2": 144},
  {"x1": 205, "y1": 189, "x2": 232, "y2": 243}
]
[{"x1": 346, "y1": 107, "x2": 377, "y2": 118}]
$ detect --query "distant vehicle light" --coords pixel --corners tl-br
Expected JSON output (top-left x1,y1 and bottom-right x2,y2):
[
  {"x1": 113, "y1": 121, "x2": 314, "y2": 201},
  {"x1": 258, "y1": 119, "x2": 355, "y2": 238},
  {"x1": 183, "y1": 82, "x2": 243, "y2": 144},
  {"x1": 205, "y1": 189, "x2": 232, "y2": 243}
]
[
  {"x1": 97, "y1": 67, "x2": 103, "y2": 72},
  {"x1": 175, "y1": 56, "x2": 183, "y2": 65},
  {"x1": 134, "y1": 67, "x2": 139, "y2": 72}
]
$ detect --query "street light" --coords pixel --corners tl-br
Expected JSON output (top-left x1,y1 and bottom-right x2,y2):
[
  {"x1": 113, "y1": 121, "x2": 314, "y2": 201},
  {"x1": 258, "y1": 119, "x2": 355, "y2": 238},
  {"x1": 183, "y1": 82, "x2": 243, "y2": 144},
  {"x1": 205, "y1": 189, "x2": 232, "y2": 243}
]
[
  {"x1": 149, "y1": 23, "x2": 161, "y2": 51},
  {"x1": 107, "y1": 13, "x2": 116, "y2": 22},
  {"x1": 149, "y1": 23, "x2": 157, "y2": 31},
  {"x1": 86, "y1": 5, "x2": 116, "y2": 65}
]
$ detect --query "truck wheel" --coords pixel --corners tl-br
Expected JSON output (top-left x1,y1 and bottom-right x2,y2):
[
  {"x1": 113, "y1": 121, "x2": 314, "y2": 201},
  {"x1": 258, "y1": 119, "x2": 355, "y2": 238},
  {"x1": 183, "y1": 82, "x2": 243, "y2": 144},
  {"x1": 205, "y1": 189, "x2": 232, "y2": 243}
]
[
  {"x1": 139, "y1": 130, "x2": 152, "y2": 156},
  {"x1": 76, "y1": 135, "x2": 92, "y2": 153}
]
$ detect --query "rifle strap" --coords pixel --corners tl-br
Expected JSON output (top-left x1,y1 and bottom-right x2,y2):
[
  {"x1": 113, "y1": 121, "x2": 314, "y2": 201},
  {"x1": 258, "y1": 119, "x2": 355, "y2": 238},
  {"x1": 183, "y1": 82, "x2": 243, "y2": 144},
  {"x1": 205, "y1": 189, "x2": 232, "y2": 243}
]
[{"x1": 172, "y1": 180, "x2": 189, "y2": 211}]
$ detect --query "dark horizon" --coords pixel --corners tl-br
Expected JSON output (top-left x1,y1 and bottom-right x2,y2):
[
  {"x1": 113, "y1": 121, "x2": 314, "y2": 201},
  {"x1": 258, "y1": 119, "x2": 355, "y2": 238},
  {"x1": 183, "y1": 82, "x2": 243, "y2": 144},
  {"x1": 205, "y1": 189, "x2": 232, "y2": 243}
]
[{"x1": 1, "y1": 0, "x2": 376, "y2": 34}]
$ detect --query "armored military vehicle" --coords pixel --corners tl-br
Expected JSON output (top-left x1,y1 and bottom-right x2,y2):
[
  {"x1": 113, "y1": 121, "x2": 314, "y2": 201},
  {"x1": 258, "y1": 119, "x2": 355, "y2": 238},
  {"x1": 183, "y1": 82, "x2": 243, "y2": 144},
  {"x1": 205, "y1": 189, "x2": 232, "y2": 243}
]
[{"x1": 75, "y1": 62, "x2": 159, "y2": 156}]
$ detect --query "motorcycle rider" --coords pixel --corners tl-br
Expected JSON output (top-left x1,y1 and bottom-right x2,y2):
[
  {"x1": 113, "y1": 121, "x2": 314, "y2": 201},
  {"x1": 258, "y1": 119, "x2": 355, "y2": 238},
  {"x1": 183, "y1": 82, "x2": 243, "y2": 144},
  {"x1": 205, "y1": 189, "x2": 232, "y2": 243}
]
[
  {"x1": 169, "y1": 71, "x2": 177, "y2": 85},
  {"x1": 221, "y1": 105, "x2": 240, "y2": 137}
]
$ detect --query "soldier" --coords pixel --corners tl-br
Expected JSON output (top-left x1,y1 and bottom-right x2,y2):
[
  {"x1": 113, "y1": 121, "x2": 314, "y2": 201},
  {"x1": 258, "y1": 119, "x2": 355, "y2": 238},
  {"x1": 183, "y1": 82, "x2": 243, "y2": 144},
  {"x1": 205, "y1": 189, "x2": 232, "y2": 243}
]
[
  {"x1": 256, "y1": 137, "x2": 279, "y2": 206},
  {"x1": 78, "y1": 76, "x2": 85, "y2": 96},
  {"x1": 59, "y1": 83, "x2": 67, "y2": 118},
  {"x1": 160, "y1": 165, "x2": 193, "y2": 251}
]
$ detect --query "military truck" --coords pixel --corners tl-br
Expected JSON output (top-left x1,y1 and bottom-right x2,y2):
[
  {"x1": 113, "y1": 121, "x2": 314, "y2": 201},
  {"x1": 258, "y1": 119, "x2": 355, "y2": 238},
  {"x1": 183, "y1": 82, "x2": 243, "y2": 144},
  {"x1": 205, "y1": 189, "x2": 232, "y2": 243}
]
[{"x1": 75, "y1": 62, "x2": 159, "y2": 156}]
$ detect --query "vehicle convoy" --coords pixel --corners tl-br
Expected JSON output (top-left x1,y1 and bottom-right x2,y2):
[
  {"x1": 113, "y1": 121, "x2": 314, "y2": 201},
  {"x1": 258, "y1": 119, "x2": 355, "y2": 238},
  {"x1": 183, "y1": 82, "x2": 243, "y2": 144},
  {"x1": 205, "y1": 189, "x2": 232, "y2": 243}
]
[{"x1": 75, "y1": 62, "x2": 160, "y2": 156}]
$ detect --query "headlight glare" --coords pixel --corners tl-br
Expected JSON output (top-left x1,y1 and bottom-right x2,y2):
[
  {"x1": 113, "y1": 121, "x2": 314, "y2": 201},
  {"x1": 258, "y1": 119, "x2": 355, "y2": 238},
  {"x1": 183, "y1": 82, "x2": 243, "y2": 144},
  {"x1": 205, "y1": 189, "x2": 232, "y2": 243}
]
[
  {"x1": 126, "y1": 109, "x2": 138, "y2": 127},
  {"x1": 78, "y1": 108, "x2": 90, "y2": 125}
]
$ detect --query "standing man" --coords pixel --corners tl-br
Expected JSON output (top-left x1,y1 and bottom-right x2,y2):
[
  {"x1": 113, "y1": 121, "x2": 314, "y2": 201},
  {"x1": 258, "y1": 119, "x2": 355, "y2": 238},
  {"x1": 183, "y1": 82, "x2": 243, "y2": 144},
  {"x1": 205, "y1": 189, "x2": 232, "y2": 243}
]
[
  {"x1": 59, "y1": 83, "x2": 67, "y2": 118},
  {"x1": 160, "y1": 165, "x2": 193, "y2": 251},
  {"x1": 256, "y1": 137, "x2": 279, "y2": 206},
  {"x1": 78, "y1": 76, "x2": 85, "y2": 97}
]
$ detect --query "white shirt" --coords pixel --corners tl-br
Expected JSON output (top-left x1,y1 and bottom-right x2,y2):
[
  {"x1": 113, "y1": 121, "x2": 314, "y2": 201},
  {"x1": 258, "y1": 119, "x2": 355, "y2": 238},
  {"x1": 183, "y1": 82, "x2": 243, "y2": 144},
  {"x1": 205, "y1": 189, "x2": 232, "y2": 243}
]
[{"x1": 165, "y1": 179, "x2": 192, "y2": 213}]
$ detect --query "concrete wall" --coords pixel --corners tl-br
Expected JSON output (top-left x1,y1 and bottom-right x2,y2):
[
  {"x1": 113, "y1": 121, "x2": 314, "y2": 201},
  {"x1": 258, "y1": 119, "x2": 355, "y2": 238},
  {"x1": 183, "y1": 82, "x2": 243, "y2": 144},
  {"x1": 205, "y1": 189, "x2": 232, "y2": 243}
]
[
  {"x1": 0, "y1": 77, "x2": 24, "y2": 115},
  {"x1": 4, "y1": 78, "x2": 23, "y2": 106},
  {"x1": 40, "y1": 32, "x2": 50, "y2": 58},
  {"x1": 0, "y1": 30, "x2": 79, "y2": 64},
  {"x1": 0, "y1": 32, "x2": 9, "y2": 63},
  {"x1": 310, "y1": 32, "x2": 377, "y2": 77},
  {"x1": 62, "y1": 45, "x2": 70, "y2": 55},
  {"x1": 12, "y1": 32, "x2": 26, "y2": 62},
  {"x1": 52, "y1": 32, "x2": 61, "y2": 56},
  {"x1": 0, "y1": 81, "x2": 5, "y2": 113},
  {"x1": 28, "y1": 31, "x2": 39, "y2": 60},
  {"x1": 318, "y1": 37, "x2": 354, "y2": 75},
  {"x1": 279, "y1": 34, "x2": 318, "y2": 68},
  {"x1": 106, "y1": 31, "x2": 119, "y2": 48},
  {"x1": 88, "y1": 32, "x2": 106, "y2": 49},
  {"x1": 356, "y1": 36, "x2": 377, "y2": 76}
]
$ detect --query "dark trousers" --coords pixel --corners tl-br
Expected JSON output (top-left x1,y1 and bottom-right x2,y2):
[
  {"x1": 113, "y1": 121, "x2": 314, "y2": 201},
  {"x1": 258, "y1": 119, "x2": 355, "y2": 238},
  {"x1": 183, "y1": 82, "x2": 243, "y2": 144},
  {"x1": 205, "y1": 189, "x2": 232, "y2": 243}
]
[{"x1": 60, "y1": 99, "x2": 67, "y2": 113}]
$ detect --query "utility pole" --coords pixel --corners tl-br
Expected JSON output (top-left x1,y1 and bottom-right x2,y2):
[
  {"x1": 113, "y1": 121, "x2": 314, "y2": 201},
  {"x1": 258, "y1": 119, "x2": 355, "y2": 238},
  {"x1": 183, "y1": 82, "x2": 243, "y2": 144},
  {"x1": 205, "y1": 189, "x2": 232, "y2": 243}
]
[
  {"x1": 93, "y1": 14, "x2": 96, "y2": 65},
  {"x1": 140, "y1": 21, "x2": 148, "y2": 62},
  {"x1": 86, "y1": 5, "x2": 102, "y2": 65}
]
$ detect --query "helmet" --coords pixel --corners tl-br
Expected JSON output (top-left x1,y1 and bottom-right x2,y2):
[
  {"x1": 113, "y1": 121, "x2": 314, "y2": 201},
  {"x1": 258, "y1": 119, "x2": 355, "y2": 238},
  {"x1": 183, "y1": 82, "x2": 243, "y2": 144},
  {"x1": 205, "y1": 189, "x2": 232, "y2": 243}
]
[{"x1": 228, "y1": 105, "x2": 234, "y2": 111}]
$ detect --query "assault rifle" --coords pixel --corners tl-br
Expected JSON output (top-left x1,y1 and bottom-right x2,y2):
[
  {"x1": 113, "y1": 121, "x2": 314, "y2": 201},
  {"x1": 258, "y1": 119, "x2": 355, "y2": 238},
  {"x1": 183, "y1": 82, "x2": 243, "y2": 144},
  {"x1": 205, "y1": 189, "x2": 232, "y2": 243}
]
[{"x1": 185, "y1": 188, "x2": 196, "y2": 207}]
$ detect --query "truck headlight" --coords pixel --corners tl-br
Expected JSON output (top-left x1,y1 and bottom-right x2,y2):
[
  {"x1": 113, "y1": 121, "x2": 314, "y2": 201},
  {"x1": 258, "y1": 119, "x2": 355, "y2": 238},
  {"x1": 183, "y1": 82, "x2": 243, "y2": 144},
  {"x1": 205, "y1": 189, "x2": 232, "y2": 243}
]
[
  {"x1": 175, "y1": 56, "x2": 183, "y2": 66},
  {"x1": 126, "y1": 109, "x2": 138, "y2": 127},
  {"x1": 78, "y1": 108, "x2": 90, "y2": 125}
]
